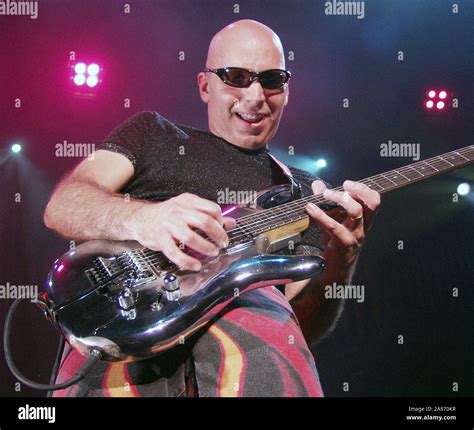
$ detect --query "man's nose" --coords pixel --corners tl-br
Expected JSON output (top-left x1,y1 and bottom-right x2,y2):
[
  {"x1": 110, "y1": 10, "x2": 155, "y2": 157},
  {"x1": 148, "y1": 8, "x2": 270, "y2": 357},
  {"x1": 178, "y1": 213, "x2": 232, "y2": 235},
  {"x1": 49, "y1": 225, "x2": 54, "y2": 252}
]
[{"x1": 244, "y1": 80, "x2": 266, "y2": 103}]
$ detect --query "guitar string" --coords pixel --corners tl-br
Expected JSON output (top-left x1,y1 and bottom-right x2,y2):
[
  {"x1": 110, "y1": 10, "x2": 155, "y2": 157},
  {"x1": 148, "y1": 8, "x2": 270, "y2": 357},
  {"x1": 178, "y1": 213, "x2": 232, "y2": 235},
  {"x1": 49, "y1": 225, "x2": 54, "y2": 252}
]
[
  {"x1": 134, "y1": 145, "x2": 474, "y2": 262},
  {"x1": 132, "y1": 146, "x2": 474, "y2": 269},
  {"x1": 222, "y1": 145, "x2": 474, "y2": 229},
  {"x1": 139, "y1": 145, "x2": 474, "y2": 246},
  {"x1": 120, "y1": 146, "x2": 474, "y2": 269},
  {"x1": 130, "y1": 146, "x2": 474, "y2": 269}
]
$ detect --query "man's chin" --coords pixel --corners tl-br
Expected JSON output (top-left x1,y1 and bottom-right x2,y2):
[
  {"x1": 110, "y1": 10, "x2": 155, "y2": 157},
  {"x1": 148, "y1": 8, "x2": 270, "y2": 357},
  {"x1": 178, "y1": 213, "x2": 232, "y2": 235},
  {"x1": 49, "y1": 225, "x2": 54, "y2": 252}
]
[
  {"x1": 232, "y1": 134, "x2": 268, "y2": 150},
  {"x1": 210, "y1": 126, "x2": 270, "y2": 150}
]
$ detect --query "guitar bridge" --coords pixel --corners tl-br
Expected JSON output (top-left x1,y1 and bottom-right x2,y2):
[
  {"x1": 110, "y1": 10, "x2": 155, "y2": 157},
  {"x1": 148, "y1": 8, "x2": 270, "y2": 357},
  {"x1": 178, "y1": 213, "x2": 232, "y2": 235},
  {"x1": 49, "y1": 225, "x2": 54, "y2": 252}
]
[{"x1": 85, "y1": 252, "x2": 156, "y2": 290}]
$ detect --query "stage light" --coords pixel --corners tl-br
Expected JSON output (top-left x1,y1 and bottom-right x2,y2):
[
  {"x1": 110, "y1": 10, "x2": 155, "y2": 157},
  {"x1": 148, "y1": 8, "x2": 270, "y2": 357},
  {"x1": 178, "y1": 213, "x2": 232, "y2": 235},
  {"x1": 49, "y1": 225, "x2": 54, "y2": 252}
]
[
  {"x1": 87, "y1": 63, "x2": 100, "y2": 76},
  {"x1": 86, "y1": 76, "x2": 99, "y2": 88},
  {"x1": 424, "y1": 88, "x2": 451, "y2": 111},
  {"x1": 316, "y1": 158, "x2": 327, "y2": 168},
  {"x1": 71, "y1": 61, "x2": 102, "y2": 90},
  {"x1": 457, "y1": 183, "x2": 470, "y2": 196},
  {"x1": 73, "y1": 74, "x2": 86, "y2": 86},
  {"x1": 11, "y1": 143, "x2": 22, "y2": 153},
  {"x1": 74, "y1": 62, "x2": 87, "y2": 74}
]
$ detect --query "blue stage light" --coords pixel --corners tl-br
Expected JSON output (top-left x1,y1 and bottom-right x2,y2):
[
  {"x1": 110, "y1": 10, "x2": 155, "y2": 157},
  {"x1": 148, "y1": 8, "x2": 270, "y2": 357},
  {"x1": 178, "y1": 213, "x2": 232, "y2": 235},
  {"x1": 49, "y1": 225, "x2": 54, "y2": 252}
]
[
  {"x1": 11, "y1": 144, "x2": 22, "y2": 153},
  {"x1": 316, "y1": 158, "x2": 327, "y2": 168},
  {"x1": 457, "y1": 183, "x2": 470, "y2": 196}
]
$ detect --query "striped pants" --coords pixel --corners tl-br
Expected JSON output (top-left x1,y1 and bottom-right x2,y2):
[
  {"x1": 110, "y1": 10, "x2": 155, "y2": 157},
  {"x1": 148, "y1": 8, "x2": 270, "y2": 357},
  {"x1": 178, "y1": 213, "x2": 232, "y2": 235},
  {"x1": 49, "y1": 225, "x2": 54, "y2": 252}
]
[{"x1": 53, "y1": 286, "x2": 324, "y2": 397}]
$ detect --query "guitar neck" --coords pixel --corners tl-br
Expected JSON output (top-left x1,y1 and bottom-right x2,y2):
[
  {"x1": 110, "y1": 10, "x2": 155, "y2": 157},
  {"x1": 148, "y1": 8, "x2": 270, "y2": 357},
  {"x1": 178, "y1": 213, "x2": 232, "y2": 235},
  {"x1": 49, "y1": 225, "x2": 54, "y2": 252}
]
[
  {"x1": 231, "y1": 145, "x2": 474, "y2": 240},
  {"x1": 352, "y1": 145, "x2": 474, "y2": 195}
]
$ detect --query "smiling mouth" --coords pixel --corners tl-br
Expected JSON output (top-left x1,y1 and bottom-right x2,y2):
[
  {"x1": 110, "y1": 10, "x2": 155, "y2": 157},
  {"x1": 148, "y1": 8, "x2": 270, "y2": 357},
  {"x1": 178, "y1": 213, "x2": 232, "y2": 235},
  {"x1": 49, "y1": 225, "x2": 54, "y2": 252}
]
[{"x1": 235, "y1": 112, "x2": 266, "y2": 126}]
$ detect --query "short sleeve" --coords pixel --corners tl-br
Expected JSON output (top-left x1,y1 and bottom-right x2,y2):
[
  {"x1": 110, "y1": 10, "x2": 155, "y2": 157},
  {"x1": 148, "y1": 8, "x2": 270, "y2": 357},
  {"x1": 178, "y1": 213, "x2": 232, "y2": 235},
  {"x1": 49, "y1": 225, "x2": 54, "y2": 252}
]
[{"x1": 96, "y1": 111, "x2": 157, "y2": 167}]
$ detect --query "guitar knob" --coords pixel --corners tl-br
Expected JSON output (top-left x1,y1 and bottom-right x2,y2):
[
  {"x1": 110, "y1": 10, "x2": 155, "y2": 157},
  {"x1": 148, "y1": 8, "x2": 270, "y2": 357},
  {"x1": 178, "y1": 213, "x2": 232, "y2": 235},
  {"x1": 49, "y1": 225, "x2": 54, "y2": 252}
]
[
  {"x1": 118, "y1": 288, "x2": 135, "y2": 310},
  {"x1": 163, "y1": 274, "x2": 181, "y2": 301}
]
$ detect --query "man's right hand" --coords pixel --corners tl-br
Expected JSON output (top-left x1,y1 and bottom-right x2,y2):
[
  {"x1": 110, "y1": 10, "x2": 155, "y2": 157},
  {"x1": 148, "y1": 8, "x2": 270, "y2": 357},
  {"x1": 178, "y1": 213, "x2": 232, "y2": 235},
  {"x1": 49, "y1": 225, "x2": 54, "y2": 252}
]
[
  {"x1": 131, "y1": 193, "x2": 236, "y2": 271},
  {"x1": 44, "y1": 150, "x2": 234, "y2": 272}
]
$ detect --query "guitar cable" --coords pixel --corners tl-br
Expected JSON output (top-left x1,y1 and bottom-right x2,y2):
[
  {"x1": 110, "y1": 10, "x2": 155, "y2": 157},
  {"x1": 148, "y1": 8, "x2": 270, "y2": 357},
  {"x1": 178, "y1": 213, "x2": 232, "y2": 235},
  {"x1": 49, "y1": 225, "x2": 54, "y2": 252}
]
[
  {"x1": 46, "y1": 336, "x2": 65, "y2": 397},
  {"x1": 3, "y1": 298, "x2": 102, "y2": 391}
]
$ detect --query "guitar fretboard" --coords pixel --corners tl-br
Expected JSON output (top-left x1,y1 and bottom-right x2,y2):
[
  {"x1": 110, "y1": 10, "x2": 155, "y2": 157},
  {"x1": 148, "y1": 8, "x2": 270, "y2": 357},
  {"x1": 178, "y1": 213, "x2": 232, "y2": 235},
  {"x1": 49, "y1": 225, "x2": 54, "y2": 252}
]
[{"x1": 228, "y1": 145, "x2": 474, "y2": 244}]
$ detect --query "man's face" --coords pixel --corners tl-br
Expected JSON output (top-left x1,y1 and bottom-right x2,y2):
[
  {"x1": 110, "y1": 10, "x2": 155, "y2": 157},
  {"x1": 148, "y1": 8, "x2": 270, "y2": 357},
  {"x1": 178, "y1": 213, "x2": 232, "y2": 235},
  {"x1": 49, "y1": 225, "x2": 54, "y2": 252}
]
[{"x1": 198, "y1": 34, "x2": 289, "y2": 150}]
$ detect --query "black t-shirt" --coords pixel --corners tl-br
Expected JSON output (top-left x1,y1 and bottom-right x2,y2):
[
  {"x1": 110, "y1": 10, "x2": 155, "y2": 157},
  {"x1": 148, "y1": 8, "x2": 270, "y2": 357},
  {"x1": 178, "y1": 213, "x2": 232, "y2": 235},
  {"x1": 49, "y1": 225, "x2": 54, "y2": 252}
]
[{"x1": 97, "y1": 111, "x2": 325, "y2": 253}]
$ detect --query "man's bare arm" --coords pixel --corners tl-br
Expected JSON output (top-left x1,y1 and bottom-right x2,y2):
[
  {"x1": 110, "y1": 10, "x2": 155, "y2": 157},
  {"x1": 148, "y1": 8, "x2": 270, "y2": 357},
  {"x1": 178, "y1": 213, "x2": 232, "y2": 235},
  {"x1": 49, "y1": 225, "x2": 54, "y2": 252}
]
[{"x1": 43, "y1": 150, "x2": 140, "y2": 241}]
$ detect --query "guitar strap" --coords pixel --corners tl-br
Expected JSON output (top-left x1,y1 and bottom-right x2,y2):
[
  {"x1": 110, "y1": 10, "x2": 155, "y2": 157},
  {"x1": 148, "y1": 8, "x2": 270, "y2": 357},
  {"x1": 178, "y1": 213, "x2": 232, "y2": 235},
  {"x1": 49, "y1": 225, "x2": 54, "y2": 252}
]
[
  {"x1": 268, "y1": 153, "x2": 323, "y2": 257},
  {"x1": 268, "y1": 152, "x2": 302, "y2": 200}
]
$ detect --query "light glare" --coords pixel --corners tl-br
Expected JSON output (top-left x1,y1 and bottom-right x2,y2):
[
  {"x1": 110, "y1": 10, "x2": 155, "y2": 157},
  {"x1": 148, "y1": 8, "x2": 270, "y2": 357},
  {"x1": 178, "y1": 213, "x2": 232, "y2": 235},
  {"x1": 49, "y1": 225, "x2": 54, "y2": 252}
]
[
  {"x1": 316, "y1": 159, "x2": 327, "y2": 168},
  {"x1": 11, "y1": 144, "x2": 22, "y2": 153},
  {"x1": 457, "y1": 183, "x2": 470, "y2": 196},
  {"x1": 74, "y1": 63, "x2": 87, "y2": 74}
]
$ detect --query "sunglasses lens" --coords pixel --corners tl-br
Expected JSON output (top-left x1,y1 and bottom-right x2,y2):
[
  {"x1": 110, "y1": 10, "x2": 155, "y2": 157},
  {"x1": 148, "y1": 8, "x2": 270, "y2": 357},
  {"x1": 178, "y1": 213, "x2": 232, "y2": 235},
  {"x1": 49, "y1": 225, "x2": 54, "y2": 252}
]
[
  {"x1": 216, "y1": 68, "x2": 290, "y2": 89},
  {"x1": 260, "y1": 70, "x2": 288, "y2": 89},
  {"x1": 222, "y1": 68, "x2": 251, "y2": 87}
]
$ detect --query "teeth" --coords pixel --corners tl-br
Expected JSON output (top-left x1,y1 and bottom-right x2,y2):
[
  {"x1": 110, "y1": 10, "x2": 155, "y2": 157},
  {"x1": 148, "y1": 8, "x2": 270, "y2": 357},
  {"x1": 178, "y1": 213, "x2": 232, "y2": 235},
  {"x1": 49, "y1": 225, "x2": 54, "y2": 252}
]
[{"x1": 238, "y1": 112, "x2": 264, "y2": 122}]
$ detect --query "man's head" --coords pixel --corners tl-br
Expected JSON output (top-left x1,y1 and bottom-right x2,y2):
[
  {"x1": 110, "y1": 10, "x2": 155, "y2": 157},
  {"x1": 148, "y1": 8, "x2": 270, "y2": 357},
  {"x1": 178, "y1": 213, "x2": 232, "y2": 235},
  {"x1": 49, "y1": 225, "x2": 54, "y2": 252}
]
[{"x1": 197, "y1": 20, "x2": 290, "y2": 150}]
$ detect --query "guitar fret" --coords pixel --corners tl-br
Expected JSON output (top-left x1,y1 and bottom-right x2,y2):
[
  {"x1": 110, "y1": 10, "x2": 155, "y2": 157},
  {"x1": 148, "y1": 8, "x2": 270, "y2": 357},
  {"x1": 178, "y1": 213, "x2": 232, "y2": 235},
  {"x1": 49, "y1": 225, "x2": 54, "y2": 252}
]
[
  {"x1": 383, "y1": 172, "x2": 407, "y2": 187},
  {"x1": 452, "y1": 153, "x2": 468, "y2": 163},
  {"x1": 363, "y1": 178, "x2": 385, "y2": 192},
  {"x1": 436, "y1": 155, "x2": 454, "y2": 167},
  {"x1": 455, "y1": 151, "x2": 469, "y2": 162},
  {"x1": 396, "y1": 170, "x2": 411, "y2": 181},
  {"x1": 406, "y1": 165, "x2": 424, "y2": 177},
  {"x1": 378, "y1": 180, "x2": 396, "y2": 190},
  {"x1": 250, "y1": 210, "x2": 285, "y2": 234},
  {"x1": 273, "y1": 205, "x2": 294, "y2": 224},
  {"x1": 380, "y1": 174, "x2": 397, "y2": 186},
  {"x1": 421, "y1": 161, "x2": 438, "y2": 172}
]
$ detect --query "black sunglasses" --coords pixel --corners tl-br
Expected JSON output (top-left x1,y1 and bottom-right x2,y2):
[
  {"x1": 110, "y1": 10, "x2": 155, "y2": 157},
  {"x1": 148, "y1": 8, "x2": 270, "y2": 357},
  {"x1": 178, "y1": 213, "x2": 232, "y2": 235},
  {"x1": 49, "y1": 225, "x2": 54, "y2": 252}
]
[{"x1": 205, "y1": 67, "x2": 291, "y2": 89}]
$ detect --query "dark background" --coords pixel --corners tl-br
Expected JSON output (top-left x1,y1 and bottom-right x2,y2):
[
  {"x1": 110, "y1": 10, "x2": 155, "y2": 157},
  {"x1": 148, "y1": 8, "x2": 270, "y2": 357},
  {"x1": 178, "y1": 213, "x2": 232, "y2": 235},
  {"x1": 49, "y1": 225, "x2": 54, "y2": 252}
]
[{"x1": 1, "y1": 0, "x2": 473, "y2": 397}]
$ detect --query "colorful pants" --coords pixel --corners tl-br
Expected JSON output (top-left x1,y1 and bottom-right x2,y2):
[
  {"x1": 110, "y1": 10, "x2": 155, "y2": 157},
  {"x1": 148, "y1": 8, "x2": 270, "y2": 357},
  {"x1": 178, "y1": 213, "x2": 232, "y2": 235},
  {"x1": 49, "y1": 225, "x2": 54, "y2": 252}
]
[{"x1": 53, "y1": 286, "x2": 324, "y2": 397}]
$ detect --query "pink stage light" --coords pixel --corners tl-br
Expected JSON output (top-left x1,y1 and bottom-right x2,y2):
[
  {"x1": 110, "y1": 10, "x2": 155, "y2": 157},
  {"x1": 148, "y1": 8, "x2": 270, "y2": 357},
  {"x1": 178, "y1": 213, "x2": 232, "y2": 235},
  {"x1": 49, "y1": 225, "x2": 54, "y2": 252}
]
[
  {"x1": 87, "y1": 63, "x2": 100, "y2": 76},
  {"x1": 73, "y1": 74, "x2": 86, "y2": 86},
  {"x1": 424, "y1": 88, "x2": 451, "y2": 112},
  {"x1": 86, "y1": 76, "x2": 99, "y2": 88},
  {"x1": 74, "y1": 62, "x2": 87, "y2": 74},
  {"x1": 72, "y1": 62, "x2": 102, "y2": 89}
]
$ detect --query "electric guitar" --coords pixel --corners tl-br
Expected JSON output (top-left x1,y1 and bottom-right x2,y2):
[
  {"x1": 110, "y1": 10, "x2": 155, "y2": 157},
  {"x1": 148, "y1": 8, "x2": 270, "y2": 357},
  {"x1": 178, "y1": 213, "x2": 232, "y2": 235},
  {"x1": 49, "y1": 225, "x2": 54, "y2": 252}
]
[{"x1": 37, "y1": 145, "x2": 474, "y2": 362}]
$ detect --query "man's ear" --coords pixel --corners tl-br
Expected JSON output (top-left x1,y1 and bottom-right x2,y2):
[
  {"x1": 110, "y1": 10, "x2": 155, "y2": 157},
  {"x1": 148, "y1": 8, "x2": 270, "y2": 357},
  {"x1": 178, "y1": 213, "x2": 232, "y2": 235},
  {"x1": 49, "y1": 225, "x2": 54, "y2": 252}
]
[
  {"x1": 284, "y1": 81, "x2": 290, "y2": 106},
  {"x1": 197, "y1": 72, "x2": 210, "y2": 103}
]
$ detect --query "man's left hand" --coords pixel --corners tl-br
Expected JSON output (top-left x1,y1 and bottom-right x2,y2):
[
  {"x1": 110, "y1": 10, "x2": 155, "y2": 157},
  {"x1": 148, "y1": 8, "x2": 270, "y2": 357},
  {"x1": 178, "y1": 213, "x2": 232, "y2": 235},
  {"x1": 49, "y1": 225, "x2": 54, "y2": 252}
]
[{"x1": 305, "y1": 180, "x2": 381, "y2": 268}]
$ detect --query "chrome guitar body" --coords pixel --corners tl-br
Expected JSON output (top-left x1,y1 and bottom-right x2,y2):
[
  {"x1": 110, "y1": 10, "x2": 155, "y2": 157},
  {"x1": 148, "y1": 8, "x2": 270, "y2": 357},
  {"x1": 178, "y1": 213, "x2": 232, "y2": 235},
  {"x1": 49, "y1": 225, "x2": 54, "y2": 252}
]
[{"x1": 38, "y1": 184, "x2": 325, "y2": 362}]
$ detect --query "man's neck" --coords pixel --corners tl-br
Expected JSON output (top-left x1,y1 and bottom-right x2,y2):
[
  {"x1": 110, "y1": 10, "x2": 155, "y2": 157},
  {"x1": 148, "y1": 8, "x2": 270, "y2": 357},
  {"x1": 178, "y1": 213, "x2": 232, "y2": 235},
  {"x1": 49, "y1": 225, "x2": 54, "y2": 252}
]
[{"x1": 206, "y1": 129, "x2": 269, "y2": 153}]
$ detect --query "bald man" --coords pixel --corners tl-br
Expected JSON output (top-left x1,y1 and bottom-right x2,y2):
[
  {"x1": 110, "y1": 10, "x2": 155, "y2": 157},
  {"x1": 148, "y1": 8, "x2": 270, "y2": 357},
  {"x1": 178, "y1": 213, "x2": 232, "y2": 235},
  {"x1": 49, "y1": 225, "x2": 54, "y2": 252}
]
[{"x1": 44, "y1": 20, "x2": 380, "y2": 397}]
